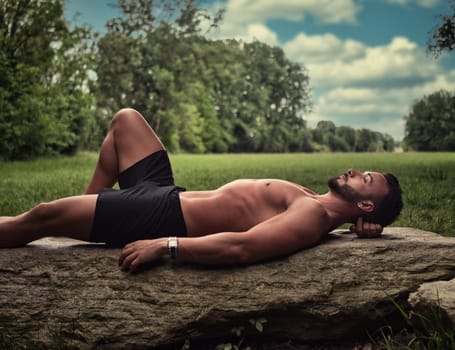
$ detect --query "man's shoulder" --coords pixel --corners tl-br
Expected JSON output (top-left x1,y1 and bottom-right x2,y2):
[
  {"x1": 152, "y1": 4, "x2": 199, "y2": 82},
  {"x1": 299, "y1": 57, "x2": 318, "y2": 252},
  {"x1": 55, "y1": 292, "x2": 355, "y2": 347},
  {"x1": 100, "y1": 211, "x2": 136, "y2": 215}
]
[
  {"x1": 287, "y1": 195, "x2": 329, "y2": 225},
  {"x1": 291, "y1": 194, "x2": 325, "y2": 211},
  {"x1": 279, "y1": 196, "x2": 330, "y2": 243}
]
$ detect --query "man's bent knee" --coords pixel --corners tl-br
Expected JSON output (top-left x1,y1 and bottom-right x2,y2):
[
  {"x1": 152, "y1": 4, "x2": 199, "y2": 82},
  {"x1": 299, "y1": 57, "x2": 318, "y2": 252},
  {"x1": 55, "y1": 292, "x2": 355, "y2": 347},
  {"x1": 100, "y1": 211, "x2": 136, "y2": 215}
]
[
  {"x1": 109, "y1": 108, "x2": 164, "y2": 164},
  {"x1": 111, "y1": 108, "x2": 142, "y2": 129}
]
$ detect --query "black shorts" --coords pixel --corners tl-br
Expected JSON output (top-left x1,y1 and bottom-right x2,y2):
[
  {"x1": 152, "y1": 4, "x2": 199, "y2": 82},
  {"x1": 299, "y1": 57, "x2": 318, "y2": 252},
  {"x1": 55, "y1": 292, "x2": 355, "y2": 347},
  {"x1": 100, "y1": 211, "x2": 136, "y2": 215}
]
[{"x1": 90, "y1": 150, "x2": 187, "y2": 246}]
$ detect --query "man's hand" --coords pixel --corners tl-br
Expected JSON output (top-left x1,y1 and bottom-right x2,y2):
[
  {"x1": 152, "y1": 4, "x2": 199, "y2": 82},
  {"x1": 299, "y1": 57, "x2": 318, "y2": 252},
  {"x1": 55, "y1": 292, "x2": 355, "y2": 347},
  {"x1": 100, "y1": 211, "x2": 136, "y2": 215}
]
[
  {"x1": 118, "y1": 238, "x2": 167, "y2": 272},
  {"x1": 349, "y1": 217, "x2": 383, "y2": 238}
]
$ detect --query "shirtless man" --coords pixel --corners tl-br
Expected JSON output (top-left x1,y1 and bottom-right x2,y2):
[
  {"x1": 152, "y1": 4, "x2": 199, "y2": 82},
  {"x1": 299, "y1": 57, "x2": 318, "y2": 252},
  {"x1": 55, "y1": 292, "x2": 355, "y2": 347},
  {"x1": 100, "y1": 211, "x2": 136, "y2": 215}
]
[{"x1": 0, "y1": 108, "x2": 403, "y2": 272}]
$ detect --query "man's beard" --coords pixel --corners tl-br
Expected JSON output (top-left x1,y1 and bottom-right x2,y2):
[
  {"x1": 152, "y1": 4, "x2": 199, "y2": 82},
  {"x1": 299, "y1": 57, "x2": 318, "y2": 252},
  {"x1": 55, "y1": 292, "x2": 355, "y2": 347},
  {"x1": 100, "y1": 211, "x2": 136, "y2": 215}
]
[{"x1": 327, "y1": 176, "x2": 361, "y2": 202}]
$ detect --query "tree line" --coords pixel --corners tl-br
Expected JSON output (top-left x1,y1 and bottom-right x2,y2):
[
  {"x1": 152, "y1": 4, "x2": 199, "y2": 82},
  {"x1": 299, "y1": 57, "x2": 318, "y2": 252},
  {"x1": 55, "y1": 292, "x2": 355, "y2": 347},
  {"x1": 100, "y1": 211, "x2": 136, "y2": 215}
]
[{"x1": 1, "y1": 0, "x2": 454, "y2": 160}]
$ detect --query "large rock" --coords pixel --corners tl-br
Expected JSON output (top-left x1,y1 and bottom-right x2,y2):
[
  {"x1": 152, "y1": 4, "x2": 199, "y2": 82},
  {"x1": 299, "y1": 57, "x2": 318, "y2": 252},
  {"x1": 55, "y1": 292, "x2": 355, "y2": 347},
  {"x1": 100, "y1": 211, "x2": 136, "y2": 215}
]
[
  {"x1": 1, "y1": 227, "x2": 455, "y2": 349},
  {"x1": 408, "y1": 278, "x2": 455, "y2": 329}
]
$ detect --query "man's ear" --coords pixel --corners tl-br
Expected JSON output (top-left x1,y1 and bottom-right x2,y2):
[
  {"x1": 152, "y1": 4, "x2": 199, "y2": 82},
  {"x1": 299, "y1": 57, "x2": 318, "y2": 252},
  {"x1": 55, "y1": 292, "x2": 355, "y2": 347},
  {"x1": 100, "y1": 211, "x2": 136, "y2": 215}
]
[{"x1": 357, "y1": 200, "x2": 375, "y2": 213}]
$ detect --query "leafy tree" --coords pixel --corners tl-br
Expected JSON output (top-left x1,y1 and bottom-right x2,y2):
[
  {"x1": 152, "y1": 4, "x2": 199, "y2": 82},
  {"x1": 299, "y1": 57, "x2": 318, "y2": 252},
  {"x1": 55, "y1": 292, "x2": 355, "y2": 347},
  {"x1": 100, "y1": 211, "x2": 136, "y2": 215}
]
[
  {"x1": 355, "y1": 129, "x2": 375, "y2": 152},
  {"x1": 381, "y1": 133, "x2": 395, "y2": 152},
  {"x1": 188, "y1": 82, "x2": 227, "y2": 152},
  {"x1": 240, "y1": 41, "x2": 310, "y2": 152},
  {"x1": 0, "y1": 0, "x2": 95, "y2": 160},
  {"x1": 404, "y1": 90, "x2": 455, "y2": 151},
  {"x1": 327, "y1": 134, "x2": 350, "y2": 152},
  {"x1": 310, "y1": 121, "x2": 394, "y2": 152},
  {"x1": 428, "y1": 0, "x2": 455, "y2": 56},
  {"x1": 312, "y1": 120, "x2": 336, "y2": 147},
  {"x1": 335, "y1": 126, "x2": 356, "y2": 150},
  {"x1": 95, "y1": 1, "x2": 225, "y2": 151},
  {"x1": 95, "y1": 0, "x2": 312, "y2": 153}
]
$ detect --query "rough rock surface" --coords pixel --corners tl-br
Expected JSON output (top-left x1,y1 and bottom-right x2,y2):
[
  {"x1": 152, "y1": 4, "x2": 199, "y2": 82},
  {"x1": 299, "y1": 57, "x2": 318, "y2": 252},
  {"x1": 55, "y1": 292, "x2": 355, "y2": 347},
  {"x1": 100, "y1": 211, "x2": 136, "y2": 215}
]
[
  {"x1": 1, "y1": 227, "x2": 455, "y2": 349},
  {"x1": 409, "y1": 278, "x2": 455, "y2": 328}
]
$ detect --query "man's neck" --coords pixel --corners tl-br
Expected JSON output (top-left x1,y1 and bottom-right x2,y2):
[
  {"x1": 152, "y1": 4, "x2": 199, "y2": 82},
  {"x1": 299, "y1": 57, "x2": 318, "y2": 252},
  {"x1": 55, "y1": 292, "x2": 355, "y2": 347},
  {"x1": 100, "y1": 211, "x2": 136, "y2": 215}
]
[{"x1": 314, "y1": 192, "x2": 357, "y2": 231}]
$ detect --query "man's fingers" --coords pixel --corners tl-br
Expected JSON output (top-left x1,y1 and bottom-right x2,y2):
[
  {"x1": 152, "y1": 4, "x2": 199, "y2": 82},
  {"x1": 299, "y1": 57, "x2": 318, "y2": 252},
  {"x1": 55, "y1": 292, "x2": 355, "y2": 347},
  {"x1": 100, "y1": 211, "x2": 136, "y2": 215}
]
[
  {"x1": 372, "y1": 223, "x2": 383, "y2": 234},
  {"x1": 120, "y1": 250, "x2": 139, "y2": 271},
  {"x1": 119, "y1": 241, "x2": 142, "y2": 265},
  {"x1": 129, "y1": 257, "x2": 141, "y2": 273},
  {"x1": 356, "y1": 217, "x2": 363, "y2": 231},
  {"x1": 119, "y1": 239, "x2": 162, "y2": 272},
  {"x1": 119, "y1": 245, "x2": 135, "y2": 266},
  {"x1": 350, "y1": 217, "x2": 364, "y2": 233},
  {"x1": 366, "y1": 223, "x2": 383, "y2": 234},
  {"x1": 351, "y1": 217, "x2": 383, "y2": 236}
]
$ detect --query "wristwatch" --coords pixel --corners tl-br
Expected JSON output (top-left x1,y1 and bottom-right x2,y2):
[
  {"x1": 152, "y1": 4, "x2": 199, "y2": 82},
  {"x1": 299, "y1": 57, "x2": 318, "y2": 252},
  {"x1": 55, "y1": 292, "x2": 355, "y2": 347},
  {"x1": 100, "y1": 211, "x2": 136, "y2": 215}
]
[{"x1": 167, "y1": 236, "x2": 178, "y2": 259}]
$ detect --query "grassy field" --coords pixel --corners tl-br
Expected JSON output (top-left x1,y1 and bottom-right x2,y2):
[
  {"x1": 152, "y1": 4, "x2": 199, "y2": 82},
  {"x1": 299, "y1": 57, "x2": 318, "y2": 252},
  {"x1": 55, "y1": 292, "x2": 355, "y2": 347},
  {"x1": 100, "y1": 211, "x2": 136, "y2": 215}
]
[
  {"x1": 0, "y1": 151, "x2": 454, "y2": 349},
  {"x1": 0, "y1": 151, "x2": 454, "y2": 236}
]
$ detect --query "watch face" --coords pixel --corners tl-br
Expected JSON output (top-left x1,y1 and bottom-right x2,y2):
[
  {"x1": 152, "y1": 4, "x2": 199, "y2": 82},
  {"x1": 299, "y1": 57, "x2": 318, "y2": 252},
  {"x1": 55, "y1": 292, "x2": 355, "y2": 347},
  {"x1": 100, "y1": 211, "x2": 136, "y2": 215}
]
[{"x1": 168, "y1": 237, "x2": 178, "y2": 259}]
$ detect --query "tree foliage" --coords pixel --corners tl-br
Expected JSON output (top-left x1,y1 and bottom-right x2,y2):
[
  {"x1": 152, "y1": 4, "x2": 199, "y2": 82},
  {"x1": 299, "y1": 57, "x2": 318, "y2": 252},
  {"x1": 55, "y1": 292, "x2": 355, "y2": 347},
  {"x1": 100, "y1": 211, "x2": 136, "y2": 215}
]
[
  {"x1": 404, "y1": 90, "x2": 455, "y2": 151},
  {"x1": 311, "y1": 121, "x2": 394, "y2": 152},
  {"x1": 0, "y1": 0, "x2": 95, "y2": 160},
  {"x1": 428, "y1": 0, "x2": 455, "y2": 56},
  {"x1": 0, "y1": 0, "x2": 397, "y2": 160},
  {"x1": 94, "y1": 0, "x2": 312, "y2": 153}
]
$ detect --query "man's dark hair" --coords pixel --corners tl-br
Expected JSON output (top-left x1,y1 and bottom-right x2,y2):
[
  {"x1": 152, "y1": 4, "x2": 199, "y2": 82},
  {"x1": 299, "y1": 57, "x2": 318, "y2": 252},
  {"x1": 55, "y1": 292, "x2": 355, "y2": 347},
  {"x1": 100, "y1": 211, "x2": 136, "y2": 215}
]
[{"x1": 364, "y1": 173, "x2": 403, "y2": 227}]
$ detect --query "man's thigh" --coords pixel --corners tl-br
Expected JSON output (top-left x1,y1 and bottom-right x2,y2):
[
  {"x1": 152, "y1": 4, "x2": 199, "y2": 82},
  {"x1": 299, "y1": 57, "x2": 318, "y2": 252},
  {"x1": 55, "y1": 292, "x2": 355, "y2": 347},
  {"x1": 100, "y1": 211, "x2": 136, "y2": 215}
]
[{"x1": 43, "y1": 194, "x2": 98, "y2": 241}]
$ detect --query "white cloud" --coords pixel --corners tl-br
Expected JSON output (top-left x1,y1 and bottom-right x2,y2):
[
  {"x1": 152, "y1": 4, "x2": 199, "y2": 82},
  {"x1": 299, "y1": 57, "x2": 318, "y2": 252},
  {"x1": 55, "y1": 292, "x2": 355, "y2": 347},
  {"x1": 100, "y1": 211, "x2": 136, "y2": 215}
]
[
  {"x1": 385, "y1": 0, "x2": 408, "y2": 5},
  {"x1": 245, "y1": 24, "x2": 279, "y2": 45},
  {"x1": 221, "y1": 0, "x2": 361, "y2": 24},
  {"x1": 307, "y1": 69, "x2": 455, "y2": 140},
  {"x1": 284, "y1": 34, "x2": 440, "y2": 89},
  {"x1": 214, "y1": 22, "x2": 279, "y2": 46},
  {"x1": 203, "y1": 0, "x2": 451, "y2": 140},
  {"x1": 418, "y1": 0, "x2": 440, "y2": 6},
  {"x1": 283, "y1": 33, "x2": 365, "y2": 64},
  {"x1": 282, "y1": 32, "x2": 452, "y2": 139},
  {"x1": 385, "y1": 0, "x2": 441, "y2": 8},
  {"x1": 205, "y1": 0, "x2": 361, "y2": 44}
]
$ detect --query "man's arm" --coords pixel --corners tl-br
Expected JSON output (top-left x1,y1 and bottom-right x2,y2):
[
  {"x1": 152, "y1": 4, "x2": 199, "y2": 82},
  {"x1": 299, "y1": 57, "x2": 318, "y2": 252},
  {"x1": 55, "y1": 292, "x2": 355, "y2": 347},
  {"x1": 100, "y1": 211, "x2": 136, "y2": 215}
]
[{"x1": 119, "y1": 200, "x2": 327, "y2": 272}]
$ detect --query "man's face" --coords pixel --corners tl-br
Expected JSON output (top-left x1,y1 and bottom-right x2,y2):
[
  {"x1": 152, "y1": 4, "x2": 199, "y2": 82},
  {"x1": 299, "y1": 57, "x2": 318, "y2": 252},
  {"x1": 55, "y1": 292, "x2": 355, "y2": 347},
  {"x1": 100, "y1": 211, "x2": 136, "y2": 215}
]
[{"x1": 328, "y1": 169, "x2": 389, "y2": 202}]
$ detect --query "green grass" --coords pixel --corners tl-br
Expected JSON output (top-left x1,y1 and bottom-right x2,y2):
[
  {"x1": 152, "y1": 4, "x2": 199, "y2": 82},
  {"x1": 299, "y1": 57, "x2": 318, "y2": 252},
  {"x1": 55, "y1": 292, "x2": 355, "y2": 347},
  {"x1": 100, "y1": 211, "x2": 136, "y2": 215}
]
[
  {"x1": 1, "y1": 151, "x2": 455, "y2": 236},
  {"x1": 371, "y1": 298, "x2": 455, "y2": 350},
  {"x1": 1, "y1": 151, "x2": 454, "y2": 349}
]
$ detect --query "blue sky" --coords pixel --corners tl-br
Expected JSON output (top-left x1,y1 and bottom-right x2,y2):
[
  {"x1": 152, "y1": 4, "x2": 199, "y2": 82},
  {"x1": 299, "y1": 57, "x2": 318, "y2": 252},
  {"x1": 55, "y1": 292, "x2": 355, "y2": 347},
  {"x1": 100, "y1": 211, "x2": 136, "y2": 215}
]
[{"x1": 65, "y1": 0, "x2": 455, "y2": 140}]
